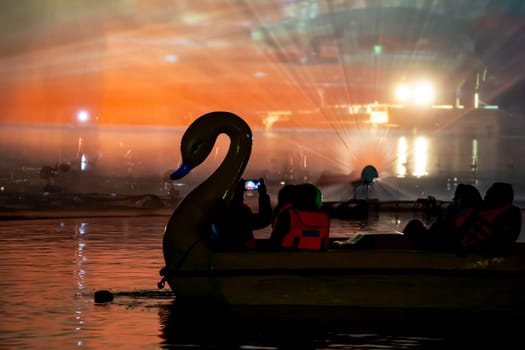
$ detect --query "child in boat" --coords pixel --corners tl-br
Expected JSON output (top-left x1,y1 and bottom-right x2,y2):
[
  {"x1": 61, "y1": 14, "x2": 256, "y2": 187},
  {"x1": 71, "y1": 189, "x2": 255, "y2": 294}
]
[
  {"x1": 262, "y1": 183, "x2": 330, "y2": 250},
  {"x1": 459, "y1": 182, "x2": 522, "y2": 256},
  {"x1": 211, "y1": 178, "x2": 273, "y2": 251}
]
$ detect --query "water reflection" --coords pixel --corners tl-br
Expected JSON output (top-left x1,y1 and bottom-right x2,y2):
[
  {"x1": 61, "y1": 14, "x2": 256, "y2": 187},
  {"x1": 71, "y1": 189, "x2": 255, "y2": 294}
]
[
  {"x1": 75, "y1": 222, "x2": 88, "y2": 347},
  {"x1": 158, "y1": 301, "x2": 451, "y2": 349},
  {"x1": 1, "y1": 215, "x2": 524, "y2": 348},
  {"x1": 158, "y1": 300, "x2": 525, "y2": 349},
  {"x1": 413, "y1": 136, "x2": 429, "y2": 177},
  {"x1": 395, "y1": 135, "x2": 429, "y2": 178},
  {"x1": 396, "y1": 136, "x2": 408, "y2": 177}
]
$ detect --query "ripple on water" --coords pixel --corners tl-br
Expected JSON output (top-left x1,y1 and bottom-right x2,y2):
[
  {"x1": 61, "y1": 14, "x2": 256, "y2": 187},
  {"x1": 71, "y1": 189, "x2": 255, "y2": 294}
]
[{"x1": 1, "y1": 215, "x2": 524, "y2": 348}]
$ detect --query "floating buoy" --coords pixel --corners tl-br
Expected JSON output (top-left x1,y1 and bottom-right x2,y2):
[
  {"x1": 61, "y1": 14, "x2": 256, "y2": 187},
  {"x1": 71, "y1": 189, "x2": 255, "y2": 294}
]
[{"x1": 94, "y1": 290, "x2": 114, "y2": 303}]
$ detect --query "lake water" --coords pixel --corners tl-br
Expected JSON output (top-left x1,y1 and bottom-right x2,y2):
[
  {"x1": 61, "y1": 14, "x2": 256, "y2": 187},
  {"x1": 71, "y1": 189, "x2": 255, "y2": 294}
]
[{"x1": 1, "y1": 213, "x2": 525, "y2": 349}]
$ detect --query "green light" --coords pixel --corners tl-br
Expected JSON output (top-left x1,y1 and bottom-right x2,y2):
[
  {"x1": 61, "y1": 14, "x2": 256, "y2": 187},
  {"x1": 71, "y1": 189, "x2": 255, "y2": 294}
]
[{"x1": 374, "y1": 44, "x2": 382, "y2": 55}]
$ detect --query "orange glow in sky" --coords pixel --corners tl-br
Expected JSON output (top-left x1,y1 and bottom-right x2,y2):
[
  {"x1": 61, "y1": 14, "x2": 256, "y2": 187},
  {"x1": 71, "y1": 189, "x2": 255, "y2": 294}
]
[{"x1": 1, "y1": 1, "x2": 523, "y2": 128}]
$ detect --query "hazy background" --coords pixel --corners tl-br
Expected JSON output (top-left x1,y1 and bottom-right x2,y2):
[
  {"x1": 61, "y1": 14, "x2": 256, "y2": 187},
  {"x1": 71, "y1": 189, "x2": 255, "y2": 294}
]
[{"x1": 1, "y1": 0, "x2": 524, "y2": 202}]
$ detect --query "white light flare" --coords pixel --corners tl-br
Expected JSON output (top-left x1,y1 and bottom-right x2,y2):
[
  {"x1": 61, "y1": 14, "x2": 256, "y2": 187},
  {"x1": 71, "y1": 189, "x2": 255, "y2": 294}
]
[
  {"x1": 395, "y1": 84, "x2": 411, "y2": 103},
  {"x1": 395, "y1": 82, "x2": 435, "y2": 106},
  {"x1": 412, "y1": 82, "x2": 434, "y2": 106},
  {"x1": 77, "y1": 110, "x2": 90, "y2": 123}
]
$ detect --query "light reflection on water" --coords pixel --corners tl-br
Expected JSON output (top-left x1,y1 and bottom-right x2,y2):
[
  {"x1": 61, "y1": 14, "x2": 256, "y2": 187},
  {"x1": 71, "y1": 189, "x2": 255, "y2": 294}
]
[
  {"x1": 0, "y1": 217, "x2": 168, "y2": 349},
  {"x1": 0, "y1": 215, "x2": 523, "y2": 349},
  {"x1": 2, "y1": 124, "x2": 525, "y2": 204}
]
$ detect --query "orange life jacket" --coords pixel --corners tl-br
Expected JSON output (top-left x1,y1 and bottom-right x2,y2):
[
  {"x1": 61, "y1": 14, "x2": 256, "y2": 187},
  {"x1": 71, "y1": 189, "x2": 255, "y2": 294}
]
[
  {"x1": 461, "y1": 203, "x2": 514, "y2": 248},
  {"x1": 281, "y1": 209, "x2": 330, "y2": 250}
]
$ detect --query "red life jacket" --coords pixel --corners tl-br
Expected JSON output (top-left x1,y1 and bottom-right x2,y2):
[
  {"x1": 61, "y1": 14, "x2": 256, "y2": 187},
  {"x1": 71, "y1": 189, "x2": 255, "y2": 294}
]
[
  {"x1": 455, "y1": 207, "x2": 476, "y2": 229},
  {"x1": 281, "y1": 209, "x2": 330, "y2": 250},
  {"x1": 272, "y1": 203, "x2": 293, "y2": 229},
  {"x1": 461, "y1": 203, "x2": 514, "y2": 248}
]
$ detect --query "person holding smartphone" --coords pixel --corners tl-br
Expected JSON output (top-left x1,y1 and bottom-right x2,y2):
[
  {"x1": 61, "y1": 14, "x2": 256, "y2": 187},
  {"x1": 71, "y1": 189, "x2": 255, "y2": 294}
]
[{"x1": 211, "y1": 178, "x2": 273, "y2": 250}]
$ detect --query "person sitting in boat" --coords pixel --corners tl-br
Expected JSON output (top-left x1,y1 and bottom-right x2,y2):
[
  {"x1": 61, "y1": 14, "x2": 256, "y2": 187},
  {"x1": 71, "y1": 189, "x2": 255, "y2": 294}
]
[
  {"x1": 459, "y1": 182, "x2": 522, "y2": 256},
  {"x1": 403, "y1": 183, "x2": 483, "y2": 251},
  {"x1": 262, "y1": 183, "x2": 330, "y2": 250},
  {"x1": 211, "y1": 178, "x2": 273, "y2": 251}
]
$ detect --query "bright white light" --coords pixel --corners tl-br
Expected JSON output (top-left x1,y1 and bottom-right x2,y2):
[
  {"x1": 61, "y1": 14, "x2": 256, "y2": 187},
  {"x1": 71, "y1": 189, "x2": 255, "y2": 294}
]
[
  {"x1": 164, "y1": 54, "x2": 178, "y2": 63},
  {"x1": 396, "y1": 137, "x2": 408, "y2": 177},
  {"x1": 412, "y1": 137, "x2": 428, "y2": 177},
  {"x1": 78, "y1": 222, "x2": 88, "y2": 235},
  {"x1": 395, "y1": 84, "x2": 411, "y2": 103},
  {"x1": 412, "y1": 82, "x2": 434, "y2": 106},
  {"x1": 395, "y1": 82, "x2": 435, "y2": 106},
  {"x1": 370, "y1": 110, "x2": 388, "y2": 124},
  {"x1": 77, "y1": 110, "x2": 90, "y2": 123},
  {"x1": 472, "y1": 139, "x2": 478, "y2": 172},
  {"x1": 81, "y1": 154, "x2": 88, "y2": 171}
]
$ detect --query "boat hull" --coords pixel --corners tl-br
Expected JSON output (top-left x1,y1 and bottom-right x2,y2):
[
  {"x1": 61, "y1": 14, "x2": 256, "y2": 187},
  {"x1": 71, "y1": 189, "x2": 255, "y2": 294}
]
[{"x1": 167, "y1": 245, "x2": 525, "y2": 313}]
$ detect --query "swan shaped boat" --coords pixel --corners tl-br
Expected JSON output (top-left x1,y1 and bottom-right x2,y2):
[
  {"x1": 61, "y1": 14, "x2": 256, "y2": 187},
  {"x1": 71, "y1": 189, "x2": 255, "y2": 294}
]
[{"x1": 159, "y1": 111, "x2": 525, "y2": 317}]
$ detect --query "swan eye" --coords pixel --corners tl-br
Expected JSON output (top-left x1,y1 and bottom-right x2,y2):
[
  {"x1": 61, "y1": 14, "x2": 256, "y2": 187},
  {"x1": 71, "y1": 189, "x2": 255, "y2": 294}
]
[{"x1": 191, "y1": 142, "x2": 202, "y2": 154}]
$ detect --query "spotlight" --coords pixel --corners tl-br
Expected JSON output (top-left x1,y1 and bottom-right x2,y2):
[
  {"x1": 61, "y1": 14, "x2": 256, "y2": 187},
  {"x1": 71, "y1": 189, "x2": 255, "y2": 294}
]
[
  {"x1": 394, "y1": 82, "x2": 435, "y2": 106},
  {"x1": 77, "y1": 110, "x2": 90, "y2": 123},
  {"x1": 395, "y1": 84, "x2": 411, "y2": 103},
  {"x1": 412, "y1": 82, "x2": 434, "y2": 106}
]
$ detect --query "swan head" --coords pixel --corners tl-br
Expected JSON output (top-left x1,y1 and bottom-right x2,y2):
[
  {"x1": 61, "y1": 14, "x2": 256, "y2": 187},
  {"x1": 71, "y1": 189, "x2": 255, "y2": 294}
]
[
  {"x1": 170, "y1": 117, "x2": 219, "y2": 180},
  {"x1": 169, "y1": 112, "x2": 252, "y2": 181}
]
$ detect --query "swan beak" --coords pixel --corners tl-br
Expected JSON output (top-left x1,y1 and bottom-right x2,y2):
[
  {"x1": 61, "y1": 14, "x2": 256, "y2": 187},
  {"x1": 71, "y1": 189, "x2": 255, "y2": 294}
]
[{"x1": 170, "y1": 163, "x2": 193, "y2": 180}]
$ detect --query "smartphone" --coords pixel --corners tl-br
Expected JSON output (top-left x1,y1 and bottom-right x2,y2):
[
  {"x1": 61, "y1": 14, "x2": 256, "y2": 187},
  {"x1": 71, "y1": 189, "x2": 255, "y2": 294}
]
[{"x1": 244, "y1": 179, "x2": 261, "y2": 191}]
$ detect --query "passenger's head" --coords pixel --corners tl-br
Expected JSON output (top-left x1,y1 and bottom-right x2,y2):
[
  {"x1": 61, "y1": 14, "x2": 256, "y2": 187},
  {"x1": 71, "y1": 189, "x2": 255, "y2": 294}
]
[
  {"x1": 277, "y1": 184, "x2": 296, "y2": 208},
  {"x1": 484, "y1": 182, "x2": 514, "y2": 208},
  {"x1": 453, "y1": 184, "x2": 483, "y2": 208},
  {"x1": 293, "y1": 183, "x2": 322, "y2": 210}
]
